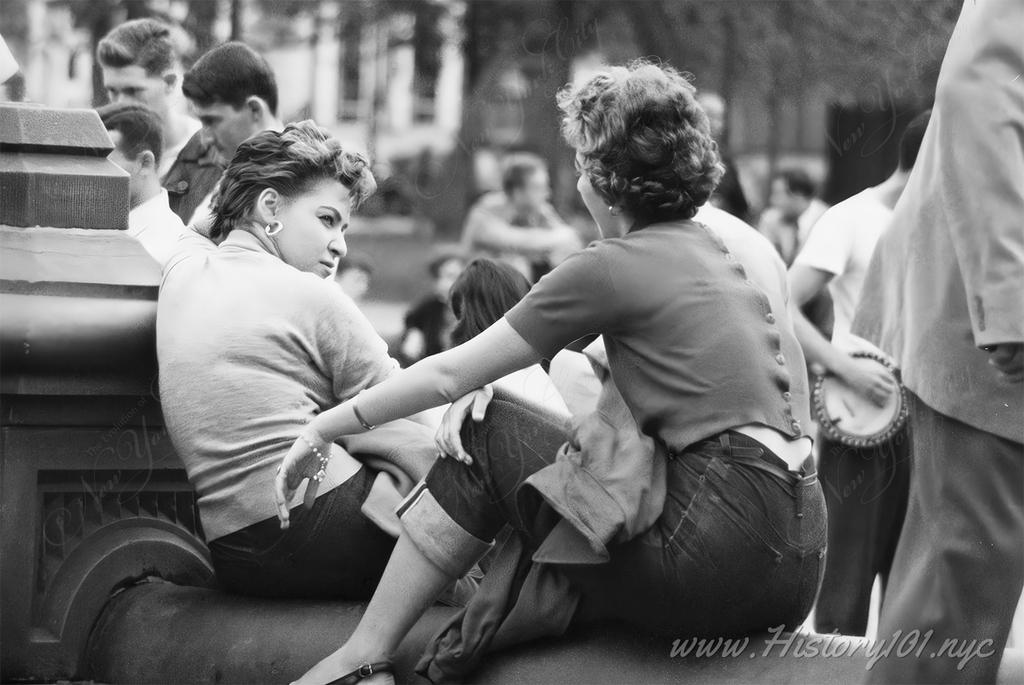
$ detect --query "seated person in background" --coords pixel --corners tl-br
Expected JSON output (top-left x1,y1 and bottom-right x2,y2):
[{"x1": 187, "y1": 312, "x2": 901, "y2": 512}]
[
  {"x1": 449, "y1": 258, "x2": 570, "y2": 417},
  {"x1": 157, "y1": 121, "x2": 438, "y2": 600},
  {"x1": 335, "y1": 254, "x2": 374, "y2": 303},
  {"x1": 461, "y1": 154, "x2": 582, "y2": 282},
  {"x1": 757, "y1": 168, "x2": 828, "y2": 267},
  {"x1": 97, "y1": 18, "x2": 223, "y2": 223},
  {"x1": 98, "y1": 102, "x2": 187, "y2": 267},
  {"x1": 182, "y1": 41, "x2": 283, "y2": 235},
  {"x1": 399, "y1": 251, "x2": 466, "y2": 366}
]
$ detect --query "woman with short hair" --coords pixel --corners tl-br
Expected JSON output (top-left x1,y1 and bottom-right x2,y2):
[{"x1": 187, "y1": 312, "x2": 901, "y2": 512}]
[
  {"x1": 277, "y1": 62, "x2": 826, "y2": 685},
  {"x1": 157, "y1": 121, "x2": 434, "y2": 601}
]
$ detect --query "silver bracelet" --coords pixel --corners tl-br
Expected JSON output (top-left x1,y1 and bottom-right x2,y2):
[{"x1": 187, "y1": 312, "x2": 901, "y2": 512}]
[
  {"x1": 352, "y1": 398, "x2": 376, "y2": 431},
  {"x1": 301, "y1": 434, "x2": 331, "y2": 482}
]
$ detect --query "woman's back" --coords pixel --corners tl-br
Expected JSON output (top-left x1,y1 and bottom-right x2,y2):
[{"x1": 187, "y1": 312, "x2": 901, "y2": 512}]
[
  {"x1": 157, "y1": 234, "x2": 394, "y2": 540},
  {"x1": 505, "y1": 217, "x2": 809, "y2": 453}
]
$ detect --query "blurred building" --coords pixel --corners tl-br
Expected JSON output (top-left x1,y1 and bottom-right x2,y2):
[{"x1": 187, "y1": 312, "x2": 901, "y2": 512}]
[
  {"x1": 3, "y1": 0, "x2": 464, "y2": 164},
  {"x1": 3, "y1": 0, "x2": 940, "y2": 217}
]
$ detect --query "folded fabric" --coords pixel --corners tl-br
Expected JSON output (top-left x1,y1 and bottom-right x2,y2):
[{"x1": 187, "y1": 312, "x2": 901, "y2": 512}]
[
  {"x1": 416, "y1": 531, "x2": 580, "y2": 684},
  {"x1": 344, "y1": 418, "x2": 437, "y2": 481},
  {"x1": 345, "y1": 418, "x2": 437, "y2": 536},
  {"x1": 523, "y1": 337, "x2": 666, "y2": 564}
]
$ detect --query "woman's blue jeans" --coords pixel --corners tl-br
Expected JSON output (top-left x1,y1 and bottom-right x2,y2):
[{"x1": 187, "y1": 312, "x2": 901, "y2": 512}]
[
  {"x1": 207, "y1": 466, "x2": 395, "y2": 600},
  {"x1": 423, "y1": 397, "x2": 827, "y2": 637}
]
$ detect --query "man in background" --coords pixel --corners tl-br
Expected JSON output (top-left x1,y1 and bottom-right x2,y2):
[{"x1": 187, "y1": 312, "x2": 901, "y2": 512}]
[
  {"x1": 788, "y1": 110, "x2": 930, "y2": 637},
  {"x1": 758, "y1": 168, "x2": 829, "y2": 266},
  {"x1": 854, "y1": 0, "x2": 1023, "y2": 681},
  {"x1": 181, "y1": 41, "x2": 283, "y2": 235},
  {"x1": 98, "y1": 102, "x2": 186, "y2": 268},
  {"x1": 97, "y1": 18, "x2": 223, "y2": 223},
  {"x1": 461, "y1": 154, "x2": 581, "y2": 282}
]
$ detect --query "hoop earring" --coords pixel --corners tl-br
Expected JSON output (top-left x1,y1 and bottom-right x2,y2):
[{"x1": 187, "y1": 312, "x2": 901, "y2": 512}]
[{"x1": 264, "y1": 220, "x2": 283, "y2": 236}]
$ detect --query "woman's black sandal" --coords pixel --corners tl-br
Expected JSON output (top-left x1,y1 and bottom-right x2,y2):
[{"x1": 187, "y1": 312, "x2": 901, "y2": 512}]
[{"x1": 325, "y1": 661, "x2": 395, "y2": 685}]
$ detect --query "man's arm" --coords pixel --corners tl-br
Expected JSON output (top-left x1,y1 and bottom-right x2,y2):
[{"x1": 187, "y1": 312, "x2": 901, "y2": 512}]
[
  {"x1": 789, "y1": 264, "x2": 895, "y2": 405},
  {"x1": 464, "y1": 205, "x2": 579, "y2": 255}
]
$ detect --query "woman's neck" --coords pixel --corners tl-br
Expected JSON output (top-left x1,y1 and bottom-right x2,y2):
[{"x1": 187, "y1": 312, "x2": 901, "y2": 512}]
[{"x1": 221, "y1": 225, "x2": 282, "y2": 260}]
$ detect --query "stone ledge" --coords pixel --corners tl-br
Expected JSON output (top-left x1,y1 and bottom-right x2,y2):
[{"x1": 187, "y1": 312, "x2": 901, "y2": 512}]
[{"x1": 86, "y1": 581, "x2": 887, "y2": 685}]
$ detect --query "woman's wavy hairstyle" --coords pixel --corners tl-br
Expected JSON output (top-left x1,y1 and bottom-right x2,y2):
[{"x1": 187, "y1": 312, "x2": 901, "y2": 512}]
[
  {"x1": 557, "y1": 60, "x2": 724, "y2": 227},
  {"x1": 210, "y1": 120, "x2": 376, "y2": 241},
  {"x1": 449, "y1": 258, "x2": 531, "y2": 346}
]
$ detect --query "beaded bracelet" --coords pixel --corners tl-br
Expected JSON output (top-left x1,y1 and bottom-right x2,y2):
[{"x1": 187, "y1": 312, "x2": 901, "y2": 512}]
[{"x1": 301, "y1": 434, "x2": 331, "y2": 482}]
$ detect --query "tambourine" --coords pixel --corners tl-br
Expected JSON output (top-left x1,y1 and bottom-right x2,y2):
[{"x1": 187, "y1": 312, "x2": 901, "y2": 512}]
[{"x1": 812, "y1": 351, "x2": 908, "y2": 448}]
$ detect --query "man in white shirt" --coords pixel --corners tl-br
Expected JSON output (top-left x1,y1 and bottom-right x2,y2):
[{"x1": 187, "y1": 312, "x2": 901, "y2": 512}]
[
  {"x1": 99, "y1": 102, "x2": 187, "y2": 268},
  {"x1": 787, "y1": 110, "x2": 931, "y2": 636},
  {"x1": 758, "y1": 168, "x2": 829, "y2": 266}
]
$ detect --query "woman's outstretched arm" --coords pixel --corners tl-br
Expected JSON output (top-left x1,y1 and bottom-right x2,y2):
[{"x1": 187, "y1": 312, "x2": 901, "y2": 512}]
[
  {"x1": 315, "y1": 317, "x2": 540, "y2": 441},
  {"x1": 275, "y1": 318, "x2": 541, "y2": 526}
]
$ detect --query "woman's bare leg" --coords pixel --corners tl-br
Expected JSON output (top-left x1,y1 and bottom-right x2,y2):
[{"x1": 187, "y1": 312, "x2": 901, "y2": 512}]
[
  {"x1": 294, "y1": 396, "x2": 569, "y2": 684},
  {"x1": 292, "y1": 534, "x2": 455, "y2": 685}
]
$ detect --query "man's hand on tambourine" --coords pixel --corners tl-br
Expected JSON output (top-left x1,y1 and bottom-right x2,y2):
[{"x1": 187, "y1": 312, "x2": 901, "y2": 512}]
[
  {"x1": 835, "y1": 355, "x2": 897, "y2": 407},
  {"x1": 986, "y1": 343, "x2": 1023, "y2": 383}
]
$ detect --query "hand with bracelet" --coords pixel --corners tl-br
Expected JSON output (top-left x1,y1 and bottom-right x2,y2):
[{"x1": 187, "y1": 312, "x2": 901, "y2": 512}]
[
  {"x1": 274, "y1": 399, "x2": 377, "y2": 529},
  {"x1": 274, "y1": 385, "x2": 495, "y2": 529}
]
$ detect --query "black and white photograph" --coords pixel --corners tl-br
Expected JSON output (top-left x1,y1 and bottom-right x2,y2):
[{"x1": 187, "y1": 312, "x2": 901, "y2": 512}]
[{"x1": 0, "y1": 1, "x2": 1021, "y2": 683}]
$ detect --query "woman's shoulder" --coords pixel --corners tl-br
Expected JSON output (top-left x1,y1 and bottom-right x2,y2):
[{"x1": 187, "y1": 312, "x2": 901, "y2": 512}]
[{"x1": 597, "y1": 220, "x2": 708, "y2": 263}]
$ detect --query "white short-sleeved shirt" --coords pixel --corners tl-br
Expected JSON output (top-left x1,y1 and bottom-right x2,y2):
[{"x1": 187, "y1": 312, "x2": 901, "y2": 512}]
[
  {"x1": 794, "y1": 187, "x2": 893, "y2": 349},
  {"x1": 127, "y1": 189, "x2": 188, "y2": 268}
]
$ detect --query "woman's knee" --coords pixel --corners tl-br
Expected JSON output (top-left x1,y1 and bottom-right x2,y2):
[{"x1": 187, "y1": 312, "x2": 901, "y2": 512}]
[{"x1": 460, "y1": 396, "x2": 568, "y2": 465}]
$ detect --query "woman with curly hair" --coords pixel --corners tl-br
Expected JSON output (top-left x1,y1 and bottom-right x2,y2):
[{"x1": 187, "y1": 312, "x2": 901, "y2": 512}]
[
  {"x1": 157, "y1": 120, "x2": 437, "y2": 600},
  {"x1": 276, "y1": 62, "x2": 827, "y2": 685}
]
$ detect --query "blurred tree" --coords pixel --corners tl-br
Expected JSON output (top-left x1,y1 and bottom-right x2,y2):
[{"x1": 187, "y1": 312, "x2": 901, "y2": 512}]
[
  {"x1": 612, "y1": 0, "x2": 958, "y2": 199},
  {"x1": 230, "y1": 0, "x2": 244, "y2": 41},
  {"x1": 66, "y1": 0, "x2": 121, "y2": 107},
  {"x1": 183, "y1": 0, "x2": 218, "y2": 56},
  {"x1": 433, "y1": 0, "x2": 602, "y2": 236},
  {"x1": 442, "y1": 0, "x2": 958, "y2": 229}
]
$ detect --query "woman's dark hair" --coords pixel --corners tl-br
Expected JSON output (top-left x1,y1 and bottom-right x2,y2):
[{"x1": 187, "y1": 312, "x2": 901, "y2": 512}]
[
  {"x1": 449, "y1": 259, "x2": 531, "y2": 346},
  {"x1": 210, "y1": 120, "x2": 376, "y2": 241},
  {"x1": 557, "y1": 60, "x2": 724, "y2": 227}
]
